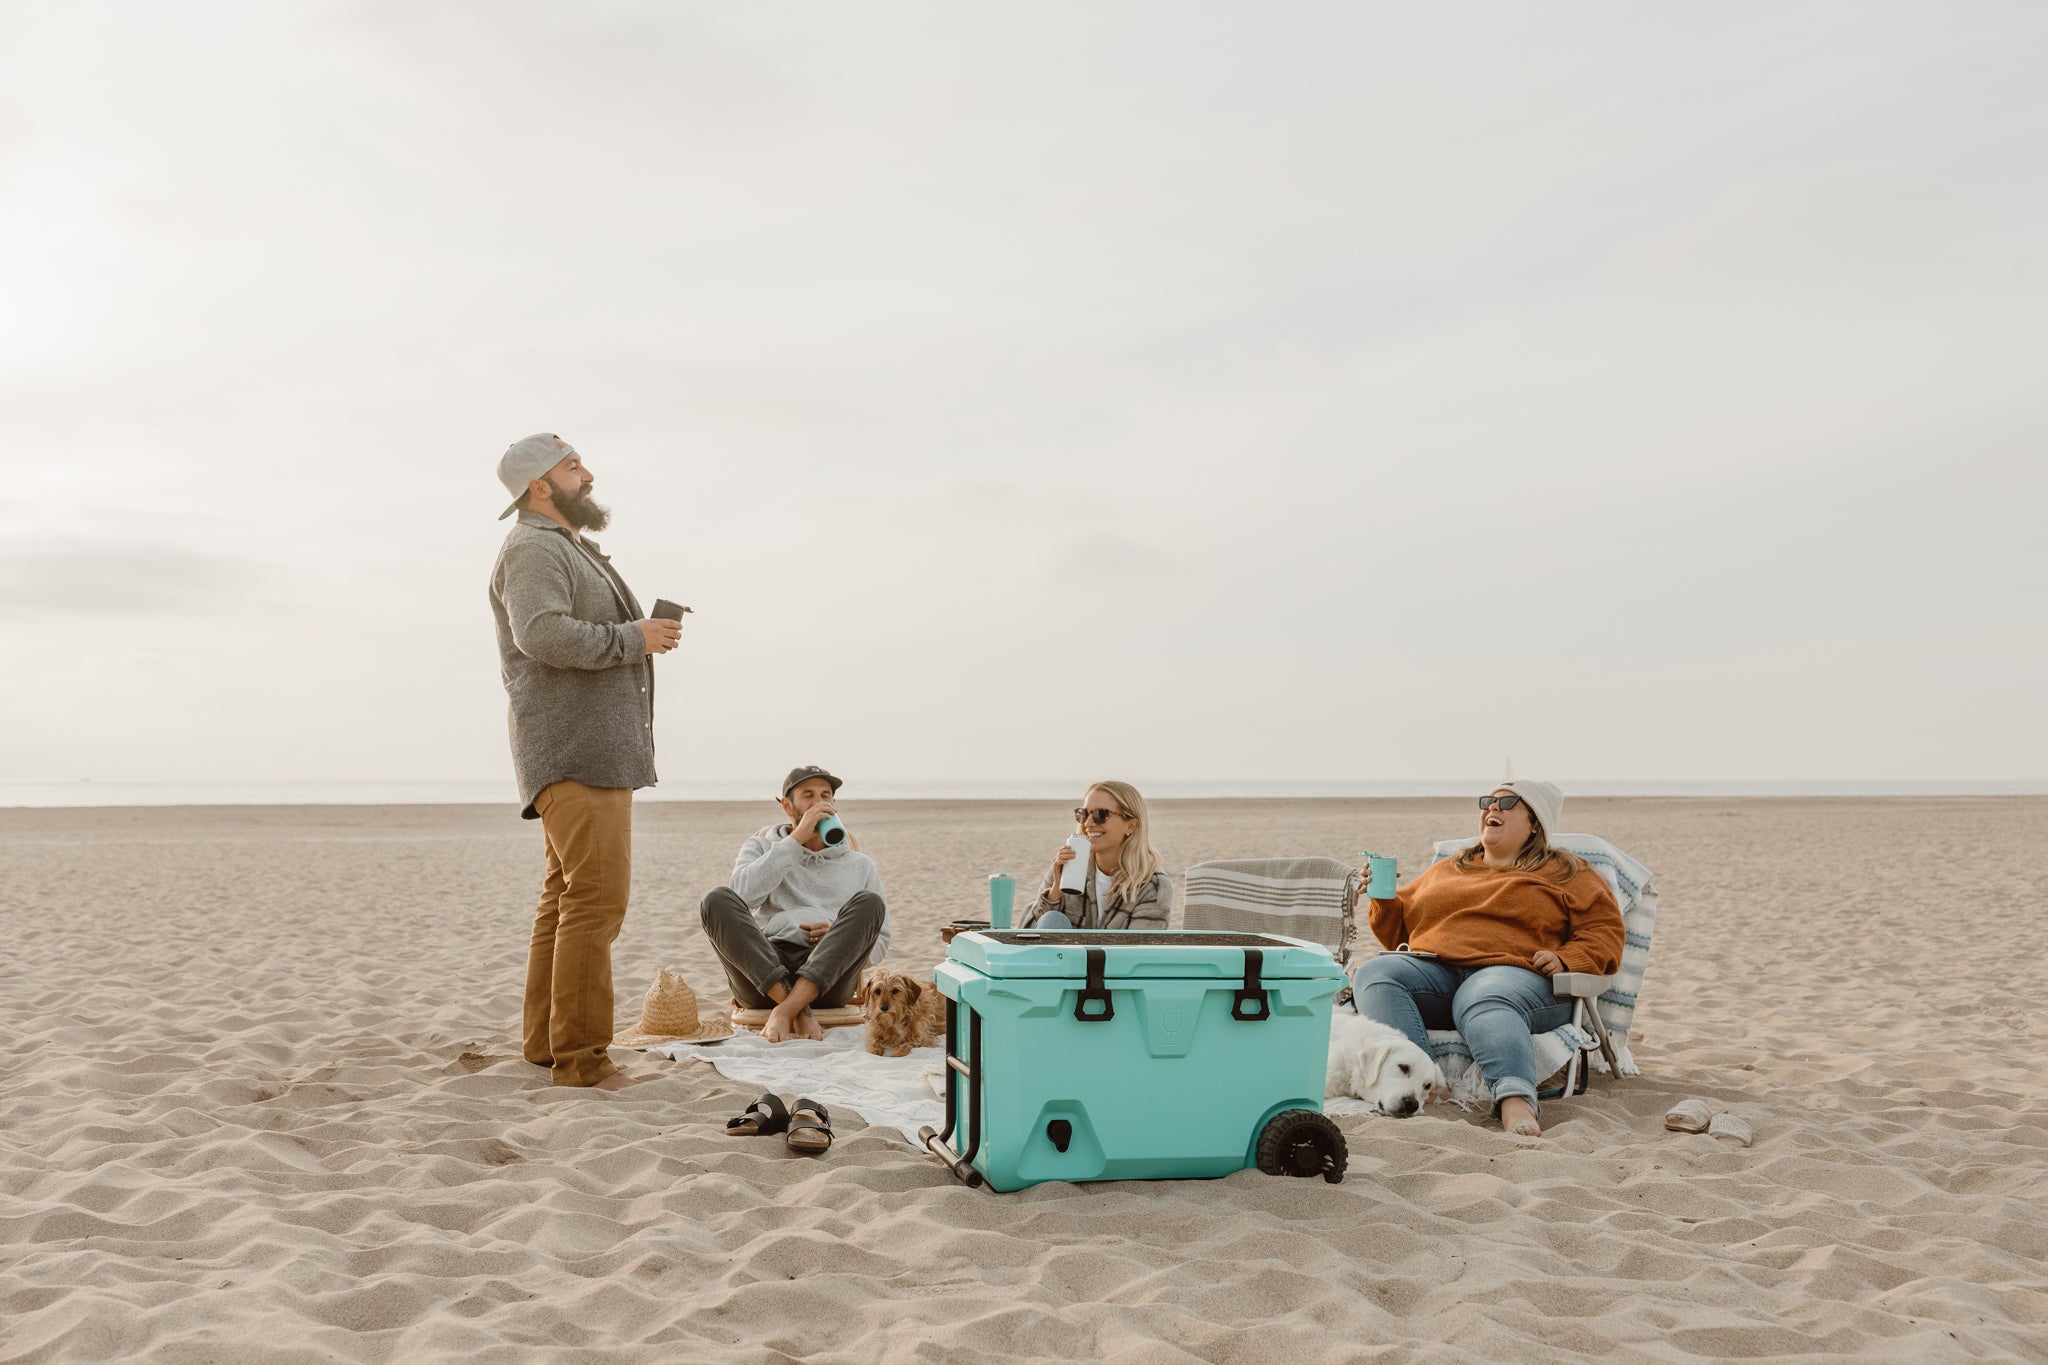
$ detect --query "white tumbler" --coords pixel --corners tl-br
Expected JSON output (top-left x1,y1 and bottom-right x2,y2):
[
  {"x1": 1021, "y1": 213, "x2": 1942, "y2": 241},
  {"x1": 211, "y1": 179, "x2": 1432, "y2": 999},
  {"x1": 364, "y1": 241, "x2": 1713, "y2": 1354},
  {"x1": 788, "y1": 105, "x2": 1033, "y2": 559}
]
[{"x1": 1058, "y1": 834, "x2": 1091, "y2": 894}]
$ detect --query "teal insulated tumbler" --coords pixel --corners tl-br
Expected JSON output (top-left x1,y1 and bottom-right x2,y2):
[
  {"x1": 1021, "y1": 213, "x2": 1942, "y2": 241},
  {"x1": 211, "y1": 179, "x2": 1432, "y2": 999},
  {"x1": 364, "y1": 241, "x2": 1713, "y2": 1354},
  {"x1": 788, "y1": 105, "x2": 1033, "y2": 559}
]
[
  {"x1": 988, "y1": 873, "x2": 1015, "y2": 929},
  {"x1": 1362, "y1": 852, "x2": 1397, "y2": 900}
]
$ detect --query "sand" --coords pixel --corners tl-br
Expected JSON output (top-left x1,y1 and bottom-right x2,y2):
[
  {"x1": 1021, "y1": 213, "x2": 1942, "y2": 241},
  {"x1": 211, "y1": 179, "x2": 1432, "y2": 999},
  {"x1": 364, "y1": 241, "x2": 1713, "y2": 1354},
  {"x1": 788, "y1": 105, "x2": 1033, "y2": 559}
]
[{"x1": 3, "y1": 795, "x2": 2046, "y2": 1363}]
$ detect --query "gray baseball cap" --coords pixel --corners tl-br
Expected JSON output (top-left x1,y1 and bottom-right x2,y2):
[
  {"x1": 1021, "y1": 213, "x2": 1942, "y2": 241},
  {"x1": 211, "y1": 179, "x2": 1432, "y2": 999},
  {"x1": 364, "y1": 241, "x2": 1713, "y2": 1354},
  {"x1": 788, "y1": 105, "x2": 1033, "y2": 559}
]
[
  {"x1": 781, "y1": 765, "x2": 843, "y2": 798},
  {"x1": 496, "y1": 433, "x2": 577, "y2": 520}
]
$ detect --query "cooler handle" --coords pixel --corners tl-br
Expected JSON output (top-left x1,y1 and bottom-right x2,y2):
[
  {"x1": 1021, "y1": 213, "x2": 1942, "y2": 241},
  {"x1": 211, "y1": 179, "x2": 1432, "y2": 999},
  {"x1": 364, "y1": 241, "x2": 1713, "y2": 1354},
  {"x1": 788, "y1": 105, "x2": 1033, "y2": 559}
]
[
  {"x1": 1232, "y1": 948, "x2": 1271, "y2": 1022},
  {"x1": 1074, "y1": 947, "x2": 1115, "y2": 1022}
]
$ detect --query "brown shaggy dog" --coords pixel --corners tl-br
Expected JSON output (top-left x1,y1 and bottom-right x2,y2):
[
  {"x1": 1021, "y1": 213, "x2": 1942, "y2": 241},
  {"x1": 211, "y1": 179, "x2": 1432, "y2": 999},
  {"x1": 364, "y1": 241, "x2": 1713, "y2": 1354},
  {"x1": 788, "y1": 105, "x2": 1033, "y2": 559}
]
[{"x1": 862, "y1": 967, "x2": 946, "y2": 1057}]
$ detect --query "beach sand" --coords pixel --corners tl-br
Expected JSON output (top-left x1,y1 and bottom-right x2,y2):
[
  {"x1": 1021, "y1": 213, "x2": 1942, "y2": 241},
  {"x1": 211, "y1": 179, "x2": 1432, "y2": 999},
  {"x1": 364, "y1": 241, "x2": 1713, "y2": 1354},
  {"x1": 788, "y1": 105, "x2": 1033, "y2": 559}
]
[{"x1": 4, "y1": 796, "x2": 2046, "y2": 1362}]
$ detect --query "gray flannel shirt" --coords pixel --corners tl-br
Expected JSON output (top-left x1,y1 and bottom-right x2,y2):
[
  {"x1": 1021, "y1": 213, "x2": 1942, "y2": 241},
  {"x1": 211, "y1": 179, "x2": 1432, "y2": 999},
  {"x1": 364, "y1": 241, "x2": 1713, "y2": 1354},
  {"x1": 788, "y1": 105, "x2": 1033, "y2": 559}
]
[{"x1": 489, "y1": 512, "x2": 657, "y2": 818}]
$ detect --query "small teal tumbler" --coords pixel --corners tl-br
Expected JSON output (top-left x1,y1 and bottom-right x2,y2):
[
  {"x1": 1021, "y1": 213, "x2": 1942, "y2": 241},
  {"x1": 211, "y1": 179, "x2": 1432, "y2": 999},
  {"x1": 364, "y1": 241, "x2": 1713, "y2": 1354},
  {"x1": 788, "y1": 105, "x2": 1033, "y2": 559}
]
[
  {"x1": 988, "y1": 873, "x2": 1015, "y2": 929},
  {"x1": 817, "y1": 813, "x2": 846, "y2": 847},
  {"x1": 1362, "y1": 852, "x2": 1397, "y2": 900}
]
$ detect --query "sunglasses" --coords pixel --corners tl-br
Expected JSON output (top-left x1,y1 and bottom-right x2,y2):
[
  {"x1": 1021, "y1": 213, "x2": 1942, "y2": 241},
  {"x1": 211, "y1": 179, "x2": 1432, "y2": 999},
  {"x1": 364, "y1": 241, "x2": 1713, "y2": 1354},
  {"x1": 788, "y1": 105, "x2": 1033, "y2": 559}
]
[
  {"x1": 1477, "y1": 794, "x2": 1524, "y2": 812},
  {"x1": 1073, "y1": 807, "x2": 1129, "y2": 826}
]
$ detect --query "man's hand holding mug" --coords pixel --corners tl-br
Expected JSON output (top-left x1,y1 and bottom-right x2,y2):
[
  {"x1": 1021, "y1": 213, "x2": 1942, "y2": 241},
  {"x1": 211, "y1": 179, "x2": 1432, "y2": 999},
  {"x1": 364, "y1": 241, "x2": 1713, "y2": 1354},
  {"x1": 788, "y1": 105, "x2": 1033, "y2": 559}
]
[
  {"x1": 637, "y1": 617, "x2": 682, "y2": 654},
  {"x1": 793, "y1": 798, "x2": 839, "y2": 847}
]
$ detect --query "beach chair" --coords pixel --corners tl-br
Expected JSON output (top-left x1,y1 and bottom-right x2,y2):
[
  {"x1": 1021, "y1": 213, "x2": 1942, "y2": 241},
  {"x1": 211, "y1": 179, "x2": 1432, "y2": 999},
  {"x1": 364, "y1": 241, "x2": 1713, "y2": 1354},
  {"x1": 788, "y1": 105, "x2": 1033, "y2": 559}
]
[
  {"x1": 1394, "y1": 835, "x2": 1658, "y2": 1103},
  {"x1": 1182, "y1": 857, "x2": 1357, "y2": 966}
]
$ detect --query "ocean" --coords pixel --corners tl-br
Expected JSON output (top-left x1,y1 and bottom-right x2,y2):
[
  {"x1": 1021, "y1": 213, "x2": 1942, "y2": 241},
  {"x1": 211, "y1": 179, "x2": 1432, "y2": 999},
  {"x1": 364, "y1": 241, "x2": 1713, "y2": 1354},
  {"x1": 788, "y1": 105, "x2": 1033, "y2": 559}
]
[{"x1": 3, "y1": 778, "x2": 2043, "y2": 808}]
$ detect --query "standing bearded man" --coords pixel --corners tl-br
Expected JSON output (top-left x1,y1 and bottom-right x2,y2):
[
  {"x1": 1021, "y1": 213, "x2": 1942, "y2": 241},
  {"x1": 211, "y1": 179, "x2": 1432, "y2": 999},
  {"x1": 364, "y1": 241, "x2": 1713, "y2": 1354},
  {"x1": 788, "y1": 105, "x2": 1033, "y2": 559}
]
[{"x1": 488, "y1": 433, "x2": 681, "y2": 1090}]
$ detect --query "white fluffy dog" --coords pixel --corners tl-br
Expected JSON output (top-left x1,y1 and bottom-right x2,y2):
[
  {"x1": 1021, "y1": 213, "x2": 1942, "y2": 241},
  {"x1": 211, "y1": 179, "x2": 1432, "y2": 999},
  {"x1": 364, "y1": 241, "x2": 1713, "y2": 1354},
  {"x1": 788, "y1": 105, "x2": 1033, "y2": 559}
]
[{"x1": 1326, "y1": 1008, "x2": 1448, "y2": 1116}]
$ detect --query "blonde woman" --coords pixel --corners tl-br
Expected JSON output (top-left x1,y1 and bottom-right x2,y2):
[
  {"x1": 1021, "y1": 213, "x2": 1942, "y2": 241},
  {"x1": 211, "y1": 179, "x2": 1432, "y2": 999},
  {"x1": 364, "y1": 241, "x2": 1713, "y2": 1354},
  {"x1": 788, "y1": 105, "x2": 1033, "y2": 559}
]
[
  {"x1": 1350, "y1": 779, "x2": 1622, "y2": 1138},
  {"x1": 1020, "y1": 780, "x2": 1173, "y2": 931}
]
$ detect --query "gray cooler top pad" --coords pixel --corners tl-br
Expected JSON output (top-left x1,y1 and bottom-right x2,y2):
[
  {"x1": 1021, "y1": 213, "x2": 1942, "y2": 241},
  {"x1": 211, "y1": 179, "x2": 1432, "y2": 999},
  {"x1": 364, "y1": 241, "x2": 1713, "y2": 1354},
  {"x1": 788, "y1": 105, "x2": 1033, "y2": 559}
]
[{"x1": 947, "y1": 929, "x2": 1344, "y2": 980}]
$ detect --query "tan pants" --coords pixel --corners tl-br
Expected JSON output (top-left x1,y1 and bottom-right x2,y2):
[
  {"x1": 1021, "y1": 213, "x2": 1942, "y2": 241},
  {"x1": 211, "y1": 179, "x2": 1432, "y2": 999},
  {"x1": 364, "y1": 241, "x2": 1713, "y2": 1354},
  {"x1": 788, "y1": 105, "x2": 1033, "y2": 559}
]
[{"x1": 524, "y1": 780, "x2": 632, "y2": 1087}]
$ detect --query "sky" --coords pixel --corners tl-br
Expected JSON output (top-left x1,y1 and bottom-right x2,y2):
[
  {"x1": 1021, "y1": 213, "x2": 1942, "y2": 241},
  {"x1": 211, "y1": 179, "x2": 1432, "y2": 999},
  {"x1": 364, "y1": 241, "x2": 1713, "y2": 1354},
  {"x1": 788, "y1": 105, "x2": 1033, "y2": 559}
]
[{"x1": 3, "y1": 2, "x2": 2044, "y2": 795}]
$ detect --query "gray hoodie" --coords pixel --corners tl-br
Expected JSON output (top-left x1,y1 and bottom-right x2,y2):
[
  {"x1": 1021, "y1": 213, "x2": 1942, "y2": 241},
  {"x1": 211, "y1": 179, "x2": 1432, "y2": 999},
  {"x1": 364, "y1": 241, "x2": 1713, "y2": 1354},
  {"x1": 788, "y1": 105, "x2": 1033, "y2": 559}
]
[{"x1": 730, "y1": 823, "x2": 891, "y2": 965}]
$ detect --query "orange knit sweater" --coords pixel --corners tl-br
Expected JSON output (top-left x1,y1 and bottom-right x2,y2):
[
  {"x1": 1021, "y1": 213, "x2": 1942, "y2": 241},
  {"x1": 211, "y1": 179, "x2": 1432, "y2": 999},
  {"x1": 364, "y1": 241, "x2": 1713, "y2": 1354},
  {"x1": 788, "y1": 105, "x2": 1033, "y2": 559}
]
[{"x1": 1369, "y1": 857, "x2": 1623, "y2": 975}]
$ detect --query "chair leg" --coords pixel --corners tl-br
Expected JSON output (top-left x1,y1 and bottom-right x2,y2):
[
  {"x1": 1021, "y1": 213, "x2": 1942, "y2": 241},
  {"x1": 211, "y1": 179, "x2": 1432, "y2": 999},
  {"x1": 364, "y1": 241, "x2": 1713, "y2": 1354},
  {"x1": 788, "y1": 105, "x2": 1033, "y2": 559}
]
[{"x1": 1578, "y1": 997, "x2": 1620, "y2": 1074}]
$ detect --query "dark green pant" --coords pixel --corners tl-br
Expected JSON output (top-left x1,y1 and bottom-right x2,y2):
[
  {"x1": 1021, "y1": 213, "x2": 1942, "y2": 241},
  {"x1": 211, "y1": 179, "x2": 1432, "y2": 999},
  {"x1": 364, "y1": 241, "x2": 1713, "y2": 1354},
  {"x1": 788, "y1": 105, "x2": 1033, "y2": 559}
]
[{"x1": 699, "y1": 886, "x2": 885, "y2": 1008}]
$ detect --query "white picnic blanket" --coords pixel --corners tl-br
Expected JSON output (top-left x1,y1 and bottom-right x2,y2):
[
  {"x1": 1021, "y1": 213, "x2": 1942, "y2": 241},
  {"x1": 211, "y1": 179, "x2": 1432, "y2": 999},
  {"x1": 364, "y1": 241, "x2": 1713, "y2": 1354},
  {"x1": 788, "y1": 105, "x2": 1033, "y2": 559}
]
[
  {"x1": 648, "y1": 1027, "x2": 1415, "y2": 1136},
  {"x1": 644, "y1": 1028, "x2": 947, "y2": 1148}
]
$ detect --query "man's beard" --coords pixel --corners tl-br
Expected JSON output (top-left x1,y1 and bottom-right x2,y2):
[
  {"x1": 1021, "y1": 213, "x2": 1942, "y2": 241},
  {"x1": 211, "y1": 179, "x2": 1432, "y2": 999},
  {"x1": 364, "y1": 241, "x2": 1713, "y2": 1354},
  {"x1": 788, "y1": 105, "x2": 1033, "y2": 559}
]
[{"x1": 559, "y1": 485, "x2": 611, "y2": 532}]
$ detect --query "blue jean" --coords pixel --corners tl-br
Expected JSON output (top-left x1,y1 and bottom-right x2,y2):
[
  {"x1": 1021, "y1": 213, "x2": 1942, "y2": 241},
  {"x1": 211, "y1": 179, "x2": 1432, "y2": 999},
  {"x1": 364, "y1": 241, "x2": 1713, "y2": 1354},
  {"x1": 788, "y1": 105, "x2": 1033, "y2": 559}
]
[
  {"x1": 1038, "y1": 910, "x2": 1074, "y2": 930},
  {"x1": 1350, "y1": 956, "x2": 1571, "y2": 1115}
]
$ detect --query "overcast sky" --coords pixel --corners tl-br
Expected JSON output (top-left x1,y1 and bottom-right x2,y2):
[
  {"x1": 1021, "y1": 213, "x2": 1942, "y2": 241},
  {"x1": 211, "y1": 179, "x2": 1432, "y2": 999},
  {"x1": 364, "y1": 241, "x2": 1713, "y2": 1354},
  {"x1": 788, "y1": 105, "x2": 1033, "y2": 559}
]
[{"x1": 3, "y1": 2, "x2": 2043, "y2": 794}]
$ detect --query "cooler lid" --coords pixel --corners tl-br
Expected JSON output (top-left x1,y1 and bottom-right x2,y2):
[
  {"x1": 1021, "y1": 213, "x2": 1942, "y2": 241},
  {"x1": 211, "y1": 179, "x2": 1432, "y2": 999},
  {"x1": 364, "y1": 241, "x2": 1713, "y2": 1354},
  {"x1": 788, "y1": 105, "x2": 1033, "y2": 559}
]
[{"x1": 945, "y1": 929, "x2": 1343, "y2": 980}]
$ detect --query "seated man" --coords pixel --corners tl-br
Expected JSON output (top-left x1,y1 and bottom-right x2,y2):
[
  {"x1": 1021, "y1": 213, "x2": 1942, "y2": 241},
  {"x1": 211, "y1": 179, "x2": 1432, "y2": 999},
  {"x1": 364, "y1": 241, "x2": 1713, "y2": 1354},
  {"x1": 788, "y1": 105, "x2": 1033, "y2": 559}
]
[{"x1": 700, "y1": 765, "x2": 890, "y2": 1043}]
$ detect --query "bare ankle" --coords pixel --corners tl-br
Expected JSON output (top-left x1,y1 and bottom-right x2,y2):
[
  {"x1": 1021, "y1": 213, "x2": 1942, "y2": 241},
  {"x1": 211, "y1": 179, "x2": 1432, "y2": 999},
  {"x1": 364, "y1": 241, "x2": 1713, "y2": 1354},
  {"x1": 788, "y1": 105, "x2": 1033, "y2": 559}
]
[{"x1": 1499, "y1": 1096, "x2": 1541, "y2": 1137}]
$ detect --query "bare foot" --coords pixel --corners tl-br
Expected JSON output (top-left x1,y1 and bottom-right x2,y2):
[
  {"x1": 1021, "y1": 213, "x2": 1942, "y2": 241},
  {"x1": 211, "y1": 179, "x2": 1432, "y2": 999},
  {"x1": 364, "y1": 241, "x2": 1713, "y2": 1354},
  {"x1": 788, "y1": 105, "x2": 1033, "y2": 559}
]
[
  {"x1": 592, "y1": 1071, "x2": 655, "y2": 1092},
  {"x1": 1499, "y1": 1096, "x2": 1542, "y2": 1137},
  {"x1": 797, "y1": 1009, "x2": 824, "y2": 1042},
  {"x1": 762, "y1": 1008, "x2": 799, "y2": 1043}
]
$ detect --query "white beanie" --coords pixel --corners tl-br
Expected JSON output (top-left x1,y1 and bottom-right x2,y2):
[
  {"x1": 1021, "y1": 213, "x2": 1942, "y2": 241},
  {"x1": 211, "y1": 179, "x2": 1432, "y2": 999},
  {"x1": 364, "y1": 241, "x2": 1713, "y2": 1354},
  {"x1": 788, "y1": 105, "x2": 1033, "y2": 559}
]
[{"x1": 1499, "y1": 779, "x2": 1564, "y2": 841}]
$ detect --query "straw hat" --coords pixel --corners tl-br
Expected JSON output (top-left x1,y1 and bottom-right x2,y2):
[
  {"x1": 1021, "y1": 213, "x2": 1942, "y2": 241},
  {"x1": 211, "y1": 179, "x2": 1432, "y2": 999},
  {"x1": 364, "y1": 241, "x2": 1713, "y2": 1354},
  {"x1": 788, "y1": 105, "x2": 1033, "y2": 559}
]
[{"x1": 613, "y1": 968, "x2": 734, "y2": 1047}]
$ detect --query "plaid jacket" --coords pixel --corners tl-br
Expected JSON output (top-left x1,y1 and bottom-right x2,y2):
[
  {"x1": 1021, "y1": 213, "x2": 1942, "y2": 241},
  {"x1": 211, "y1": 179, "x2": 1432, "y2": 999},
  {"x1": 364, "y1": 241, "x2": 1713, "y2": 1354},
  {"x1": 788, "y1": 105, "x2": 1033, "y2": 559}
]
[{"x1": 1021, "y1": 858, "x2": 1173, "y2": 930}]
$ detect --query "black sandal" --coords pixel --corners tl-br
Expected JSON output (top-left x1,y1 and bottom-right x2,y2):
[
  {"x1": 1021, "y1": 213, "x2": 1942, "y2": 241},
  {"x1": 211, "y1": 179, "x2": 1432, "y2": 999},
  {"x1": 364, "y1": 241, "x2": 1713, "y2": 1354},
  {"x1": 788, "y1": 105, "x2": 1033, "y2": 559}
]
[
  {"x1": 723, "y1": 1092, "x2": 789, "y2": 1137},
  {"x1": 786, "y1": 1097, "x2": 833, "y2": 1154}
]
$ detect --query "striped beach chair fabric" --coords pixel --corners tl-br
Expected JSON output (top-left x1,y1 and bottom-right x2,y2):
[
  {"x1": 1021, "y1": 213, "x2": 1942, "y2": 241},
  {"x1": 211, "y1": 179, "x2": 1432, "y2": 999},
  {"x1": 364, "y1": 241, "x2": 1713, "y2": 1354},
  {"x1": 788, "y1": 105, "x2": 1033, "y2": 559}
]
[
  {"x1": 1181, "y1": 856, "x2": 1357, "y2": 963},
  {"x1": 1402, "y1": 833, "x2": 1658, "y2": 1101}
]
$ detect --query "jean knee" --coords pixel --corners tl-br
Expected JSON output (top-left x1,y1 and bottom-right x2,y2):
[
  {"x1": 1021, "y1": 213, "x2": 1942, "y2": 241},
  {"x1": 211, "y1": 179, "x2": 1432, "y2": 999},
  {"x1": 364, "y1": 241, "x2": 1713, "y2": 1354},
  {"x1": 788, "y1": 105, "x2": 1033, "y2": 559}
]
[
  {"x1": 1455, "y1": 992, "x2": 1528, "y2": 1028},
  {"x1": 1460, "y1": 965, "x2": 1549, "y2": 1003}
]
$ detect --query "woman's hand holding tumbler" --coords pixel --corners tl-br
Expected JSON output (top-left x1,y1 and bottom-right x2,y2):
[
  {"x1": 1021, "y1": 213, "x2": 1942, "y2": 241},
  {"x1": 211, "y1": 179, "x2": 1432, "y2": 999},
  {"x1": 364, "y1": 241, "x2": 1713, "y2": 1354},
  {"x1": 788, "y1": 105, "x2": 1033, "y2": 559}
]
[{"x1": 1048, "y1": 842, "x2": 1076, "y2": 891}]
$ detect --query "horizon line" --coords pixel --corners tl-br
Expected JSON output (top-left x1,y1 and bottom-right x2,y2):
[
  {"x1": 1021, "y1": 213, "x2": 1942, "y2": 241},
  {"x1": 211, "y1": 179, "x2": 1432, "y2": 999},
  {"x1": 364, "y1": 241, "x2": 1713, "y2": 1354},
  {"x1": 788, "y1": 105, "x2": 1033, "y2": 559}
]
[{"x1": 4, "y1": 776, "x2": 2045, "y2": 812}]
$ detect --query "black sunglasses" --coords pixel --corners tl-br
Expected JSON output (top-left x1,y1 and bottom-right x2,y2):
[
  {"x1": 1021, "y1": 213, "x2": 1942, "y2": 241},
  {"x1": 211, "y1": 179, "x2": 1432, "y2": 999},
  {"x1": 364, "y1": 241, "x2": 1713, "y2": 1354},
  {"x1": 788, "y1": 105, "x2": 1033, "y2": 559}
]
[
  {"x1": 1477, "y1": 794, "x2": 1524, "y2": 811},
  {"x1": 1073, "y1": 807, "x2": 1129, "y2": 826}
]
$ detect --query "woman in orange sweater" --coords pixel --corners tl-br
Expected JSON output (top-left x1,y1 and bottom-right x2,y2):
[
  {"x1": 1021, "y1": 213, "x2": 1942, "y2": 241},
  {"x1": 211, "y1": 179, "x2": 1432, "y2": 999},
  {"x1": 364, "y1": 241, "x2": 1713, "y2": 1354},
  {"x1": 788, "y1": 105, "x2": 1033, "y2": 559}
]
[{"x1": 1351, "y1": 779, "x2": 1622, "y2": 1138}]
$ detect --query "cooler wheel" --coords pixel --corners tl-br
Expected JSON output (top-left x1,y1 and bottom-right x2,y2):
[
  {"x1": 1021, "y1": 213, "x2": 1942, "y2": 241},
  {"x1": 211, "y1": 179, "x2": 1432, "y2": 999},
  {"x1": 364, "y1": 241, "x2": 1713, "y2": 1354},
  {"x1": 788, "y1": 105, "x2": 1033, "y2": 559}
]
[{"x1": 1255, "y1": 1110, "x2": 1347, "y2": 1184}]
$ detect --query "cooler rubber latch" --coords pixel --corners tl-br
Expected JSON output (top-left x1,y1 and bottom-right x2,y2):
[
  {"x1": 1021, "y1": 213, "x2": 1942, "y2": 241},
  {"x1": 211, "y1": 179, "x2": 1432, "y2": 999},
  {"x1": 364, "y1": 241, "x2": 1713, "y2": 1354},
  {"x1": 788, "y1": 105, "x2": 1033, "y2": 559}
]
[
  {"x1": 1074, "y1": 948, "x2": 1114, "y2": 1022},
  {"x1": 1232, "y1": 948, "x2": 1271, "y2": 1022}
]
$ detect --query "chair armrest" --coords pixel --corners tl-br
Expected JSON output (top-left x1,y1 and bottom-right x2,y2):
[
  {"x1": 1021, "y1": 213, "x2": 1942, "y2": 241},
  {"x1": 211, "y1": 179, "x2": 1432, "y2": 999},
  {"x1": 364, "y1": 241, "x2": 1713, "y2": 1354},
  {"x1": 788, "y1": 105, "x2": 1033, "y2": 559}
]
[{"x1": 1551, "y1": 972, "x2": 1615, "y2": 999}]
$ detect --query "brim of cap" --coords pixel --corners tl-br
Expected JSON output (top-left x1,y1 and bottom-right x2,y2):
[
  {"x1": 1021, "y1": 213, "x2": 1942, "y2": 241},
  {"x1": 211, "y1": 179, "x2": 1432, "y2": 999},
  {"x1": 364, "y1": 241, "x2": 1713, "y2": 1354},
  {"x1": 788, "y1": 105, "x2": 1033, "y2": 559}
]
[{"x1": 497, "y1": 497, "x2": 523, "y2": 520}]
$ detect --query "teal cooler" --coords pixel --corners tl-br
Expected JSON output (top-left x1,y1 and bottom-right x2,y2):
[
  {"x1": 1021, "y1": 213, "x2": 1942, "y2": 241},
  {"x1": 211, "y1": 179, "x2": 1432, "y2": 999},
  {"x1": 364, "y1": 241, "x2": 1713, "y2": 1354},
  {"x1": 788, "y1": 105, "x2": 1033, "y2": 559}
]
[{"x1": 920, "y1": 930, "x2": 1348, "y2": 1192}]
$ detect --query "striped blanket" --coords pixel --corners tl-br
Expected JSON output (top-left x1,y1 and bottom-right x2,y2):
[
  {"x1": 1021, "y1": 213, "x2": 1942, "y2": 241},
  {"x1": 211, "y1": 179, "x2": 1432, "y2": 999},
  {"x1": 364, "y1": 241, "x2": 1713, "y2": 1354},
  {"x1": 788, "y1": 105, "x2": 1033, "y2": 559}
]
[{"x1": 1181, "y1": 856, "x2": 1356, "y2": 960}]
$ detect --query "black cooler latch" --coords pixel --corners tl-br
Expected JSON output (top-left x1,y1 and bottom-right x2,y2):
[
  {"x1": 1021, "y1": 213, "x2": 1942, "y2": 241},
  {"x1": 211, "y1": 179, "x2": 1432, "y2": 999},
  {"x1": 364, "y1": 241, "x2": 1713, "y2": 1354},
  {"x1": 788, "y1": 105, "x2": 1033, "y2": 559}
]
[
  {"x1": 1232, "y1": 948, "x2": 1271, "y2": 1022},
  {"x1": 1073, "y1": 947, "x2": 1114, "y2": 1022}
]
